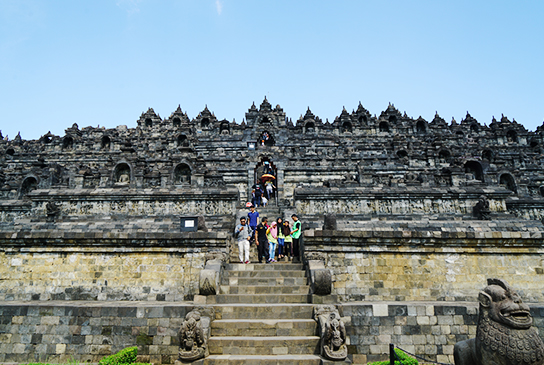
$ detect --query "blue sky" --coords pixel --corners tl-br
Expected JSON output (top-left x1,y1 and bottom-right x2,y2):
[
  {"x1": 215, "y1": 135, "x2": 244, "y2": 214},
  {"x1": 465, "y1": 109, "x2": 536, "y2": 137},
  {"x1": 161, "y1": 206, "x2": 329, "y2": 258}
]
[{"x1": 1, "y1": 1, "x2": 543, "y2": 140}]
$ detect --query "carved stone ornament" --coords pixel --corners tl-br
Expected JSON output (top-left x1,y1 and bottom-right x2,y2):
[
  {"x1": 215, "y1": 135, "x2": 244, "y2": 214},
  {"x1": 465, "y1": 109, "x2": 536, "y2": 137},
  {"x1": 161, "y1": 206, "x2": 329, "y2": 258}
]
[
  {"x1": 197, "y1": 215, "x2": 207, "y2": 232},
  {"x1": 305, "y1": 252, "x2": 326, "y2": 262},
  {"x1": 314, "y1": 305, "x2": 348, "y2": 361},
  {"x1": 177, "y1": 309, "x2": 210, "y2": 362},
  {"x1": 307, "y1": 259, "x2": 332, "y2": 296},
  {"x1": 199, "y1": 269, "x2": 218, "y2": 296},
  {"x1": 454, "y1": 278, "x2": 544, "y2": 365},
  {"x1": 313, "y1": 269, "x2": 332, "y2": 296},
  {"x1": 204, "y1": 251, "x2": 227, "y2": 263}
]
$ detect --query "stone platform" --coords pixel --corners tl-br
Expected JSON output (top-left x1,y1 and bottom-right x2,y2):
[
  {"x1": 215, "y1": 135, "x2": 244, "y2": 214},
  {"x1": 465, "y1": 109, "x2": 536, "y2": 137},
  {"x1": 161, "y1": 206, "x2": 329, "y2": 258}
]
[{"x1": 2, "y1": 298, "x2": 544, "y2": 364}]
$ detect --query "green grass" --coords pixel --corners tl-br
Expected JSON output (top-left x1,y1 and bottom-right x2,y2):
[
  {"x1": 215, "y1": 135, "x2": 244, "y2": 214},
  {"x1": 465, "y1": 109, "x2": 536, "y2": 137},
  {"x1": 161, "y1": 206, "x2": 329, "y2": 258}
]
[
  {"x1": 367, "y1": 348, "x2": 419, "y2": 365},
  {"x1": 23, "y1": 347, "x2": 151, "y2": 365}
]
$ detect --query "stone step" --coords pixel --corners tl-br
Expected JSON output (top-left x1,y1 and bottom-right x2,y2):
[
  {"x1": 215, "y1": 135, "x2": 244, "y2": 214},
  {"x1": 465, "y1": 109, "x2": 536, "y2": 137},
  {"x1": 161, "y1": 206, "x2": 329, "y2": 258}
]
[
  {"x1": 211, "y1": 319, "x2": 317, "y2": 337},
  {"x1": 221, "y1": 276, "x2": 307, "y2": 286},
  {"x1": 208, "y1": 336, "x2": 320, "y2": 355},
  {"x1": 226, "y1": 263, "x2": 303, "y2": 271},
  {"x1": 220, "y1": 285, "x2": 310, "y2": 295},
  {"x1": 214, "y1": 304, "x2": 314, "y2": 320},
  {"x1": 229, "y1": 248, "x2": 299, "y2": 264},
  {"x1": 214, "y1": 293, "x2": 311, "y2": 304},
  {"x1": 224, "y1": 270, "x2": 306, "y2": 278},
  {"x1": 203, "y1": 354, "x2": 322, "y2": 365}
]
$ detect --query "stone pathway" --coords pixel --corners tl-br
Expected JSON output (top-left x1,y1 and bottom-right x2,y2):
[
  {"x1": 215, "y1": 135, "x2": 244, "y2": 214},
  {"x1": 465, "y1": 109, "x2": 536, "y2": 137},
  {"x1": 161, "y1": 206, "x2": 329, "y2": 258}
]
[{"x1": 203, "y1": 261, "x2": 323, "y2": 364}]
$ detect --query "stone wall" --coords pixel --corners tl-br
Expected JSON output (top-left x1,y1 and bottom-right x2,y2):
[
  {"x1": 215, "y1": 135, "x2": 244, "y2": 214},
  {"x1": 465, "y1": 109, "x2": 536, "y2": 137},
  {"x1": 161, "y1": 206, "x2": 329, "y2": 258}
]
[
  {"x1": 0, "y1": 301, "x2": 192, "y2": 364},
  {"x1": 0, "y1": 229, "x2": 229, "y2": 301},
  {"x1": 304, "y1": 221, "x2": 544, "y2": 302},
  {"x1": 2, "y1": 301, "x2": 544, "y2": 364},
  {"x1": 341, "y1": 302, "x2": 544, "y2": 364}
]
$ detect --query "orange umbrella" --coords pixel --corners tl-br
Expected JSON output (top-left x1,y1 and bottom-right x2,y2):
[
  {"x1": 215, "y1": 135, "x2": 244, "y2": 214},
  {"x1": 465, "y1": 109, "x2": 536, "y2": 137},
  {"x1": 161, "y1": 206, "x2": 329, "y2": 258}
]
[{"x1": 261, "y1": 174, "x2": 275, "y2": 180}]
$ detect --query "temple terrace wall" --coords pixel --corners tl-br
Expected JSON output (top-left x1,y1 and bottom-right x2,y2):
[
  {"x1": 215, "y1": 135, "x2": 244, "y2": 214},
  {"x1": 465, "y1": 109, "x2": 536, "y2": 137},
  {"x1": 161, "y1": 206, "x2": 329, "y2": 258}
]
[
  {"x1": 0, "y1": 187, "x2": 239, "y2": 223},
  {"x1": 340, "y1": 301, "x2": 544, "y2": 364},
  {"x1": 1, "y1": 301, "x2": 544, "y2": 364},
  {"x1": 303, "y1": 220, "x2": 544, "y2": 302},
  {"x1": 0, "y1": 228, "x2": 229, "y2": 301}
]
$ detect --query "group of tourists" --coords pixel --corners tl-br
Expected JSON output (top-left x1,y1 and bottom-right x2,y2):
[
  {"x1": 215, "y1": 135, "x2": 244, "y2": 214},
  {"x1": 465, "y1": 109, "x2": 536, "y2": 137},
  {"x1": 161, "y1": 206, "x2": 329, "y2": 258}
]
[
  {"x1": 251, "y1": 161, "x2": 276, "y2": 207},
  {"x1": 251, "y1": 181, "x2": 276, "y2": 207},
  {"x1": 234, "y1": 205, "x2": 302, "y2": 264}
]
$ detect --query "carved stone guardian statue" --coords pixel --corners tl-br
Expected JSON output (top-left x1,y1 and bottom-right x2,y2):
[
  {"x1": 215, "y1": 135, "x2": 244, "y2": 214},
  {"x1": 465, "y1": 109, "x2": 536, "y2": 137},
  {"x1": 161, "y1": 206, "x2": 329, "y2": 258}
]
[
  {"x1": 454, "y1": 278, "x2": 544, "y2": 365},
  {"x1": 323, "y1": 213, "x2": 337, "y2": 230},
  {"x1": 473, "y1": 195, "x2": 491, "y2": 220},
  {"x1": 45, "y1": 199, "x2": 60, "y2": 222},
  {"x1": 314, "y1": 305, "x2": 348, "y2": 361},
  {"x1": 176, "y1": 309, "x2": 211, "y2": 363}
]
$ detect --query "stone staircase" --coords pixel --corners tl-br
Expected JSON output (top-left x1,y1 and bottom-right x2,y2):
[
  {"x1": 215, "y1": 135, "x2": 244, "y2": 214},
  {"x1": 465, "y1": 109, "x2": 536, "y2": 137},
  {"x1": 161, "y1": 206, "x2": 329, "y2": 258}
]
[{"x1": 203, "y1": 260, "x2": 323, "y2": 364}]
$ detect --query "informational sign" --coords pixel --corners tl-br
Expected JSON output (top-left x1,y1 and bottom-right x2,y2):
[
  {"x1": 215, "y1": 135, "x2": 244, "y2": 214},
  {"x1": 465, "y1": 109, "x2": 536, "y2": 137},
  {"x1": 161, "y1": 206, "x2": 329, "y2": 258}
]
[{"x1": 180, "y1": 216, "x2": 198, "y2": 232}]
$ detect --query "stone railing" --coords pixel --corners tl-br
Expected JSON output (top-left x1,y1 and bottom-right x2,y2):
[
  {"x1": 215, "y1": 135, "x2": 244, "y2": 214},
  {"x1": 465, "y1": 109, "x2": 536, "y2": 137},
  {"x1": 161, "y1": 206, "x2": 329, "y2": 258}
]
[
  {"x1": 0, "y1": 187, "x2": 239, "y2": 222},
  {"x1": 294, "y1": 187, "x2": 511, "y2": 217},
  {"x1": 507, "y1": 197, "x2": 544, "y2": 221}
]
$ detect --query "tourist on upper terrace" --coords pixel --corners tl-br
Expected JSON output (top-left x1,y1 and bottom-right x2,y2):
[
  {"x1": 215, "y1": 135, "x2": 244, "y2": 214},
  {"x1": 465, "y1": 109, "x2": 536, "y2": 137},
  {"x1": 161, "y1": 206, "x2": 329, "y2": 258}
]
[
  {"x1": 260, "y1": 132, "x2": 270, "y2": 146},
  {"x1": 291, "y1": 214, "x2": 302, "y2": 262},
  {"x1": 234, "y1": 217, "x2": 252, "y2": 264},
  {"x1": 252, "y1": 184, "x2": 263, "y2": 207},
  {"x1": 263, "y1": 161, "x2": 273, "y2": 175},
  {"x1": 265, "y1": 180, "x2": 275, "y2": 200},
  {"x1": 255, "y1": 217, "x2": 270, "y2": 263}
]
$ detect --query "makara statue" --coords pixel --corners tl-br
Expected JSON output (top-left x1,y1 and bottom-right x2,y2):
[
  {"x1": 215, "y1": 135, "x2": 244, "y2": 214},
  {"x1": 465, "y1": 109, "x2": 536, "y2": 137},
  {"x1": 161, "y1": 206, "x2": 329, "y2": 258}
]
[{"x1": 454, "y1": 278, "x2": 544, "y2": 365}]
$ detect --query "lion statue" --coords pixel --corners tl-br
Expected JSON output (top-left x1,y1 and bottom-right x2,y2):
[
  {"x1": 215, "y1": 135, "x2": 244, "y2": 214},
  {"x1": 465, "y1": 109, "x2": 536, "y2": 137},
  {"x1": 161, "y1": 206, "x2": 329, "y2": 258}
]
[{"x1": 454, "y1": 278, "x2": 544, "y2": 365}]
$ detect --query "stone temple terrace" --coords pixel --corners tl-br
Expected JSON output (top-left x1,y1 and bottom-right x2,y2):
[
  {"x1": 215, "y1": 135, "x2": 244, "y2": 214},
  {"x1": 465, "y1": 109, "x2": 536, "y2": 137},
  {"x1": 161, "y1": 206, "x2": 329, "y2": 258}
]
[{"x1": 1, "y1": 98, "x2": 544, "y2": 364}]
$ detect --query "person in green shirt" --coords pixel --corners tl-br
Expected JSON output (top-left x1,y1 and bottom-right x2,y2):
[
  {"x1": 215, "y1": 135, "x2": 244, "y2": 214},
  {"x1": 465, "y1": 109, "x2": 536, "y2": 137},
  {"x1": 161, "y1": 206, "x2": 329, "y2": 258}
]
[{"x1": 291, "y1": 214, "x2": 302, "y2": 261}]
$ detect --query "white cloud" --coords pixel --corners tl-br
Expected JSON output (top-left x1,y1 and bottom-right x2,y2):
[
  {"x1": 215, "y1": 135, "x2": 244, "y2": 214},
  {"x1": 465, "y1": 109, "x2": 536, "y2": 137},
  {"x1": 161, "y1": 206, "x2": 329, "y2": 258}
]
[
  {"x1": 116, "y1": 0, "x2": 142, "y2": 16},
  {"x1": 215, "y1": 0, "x2": 223, "y2": 15}
]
